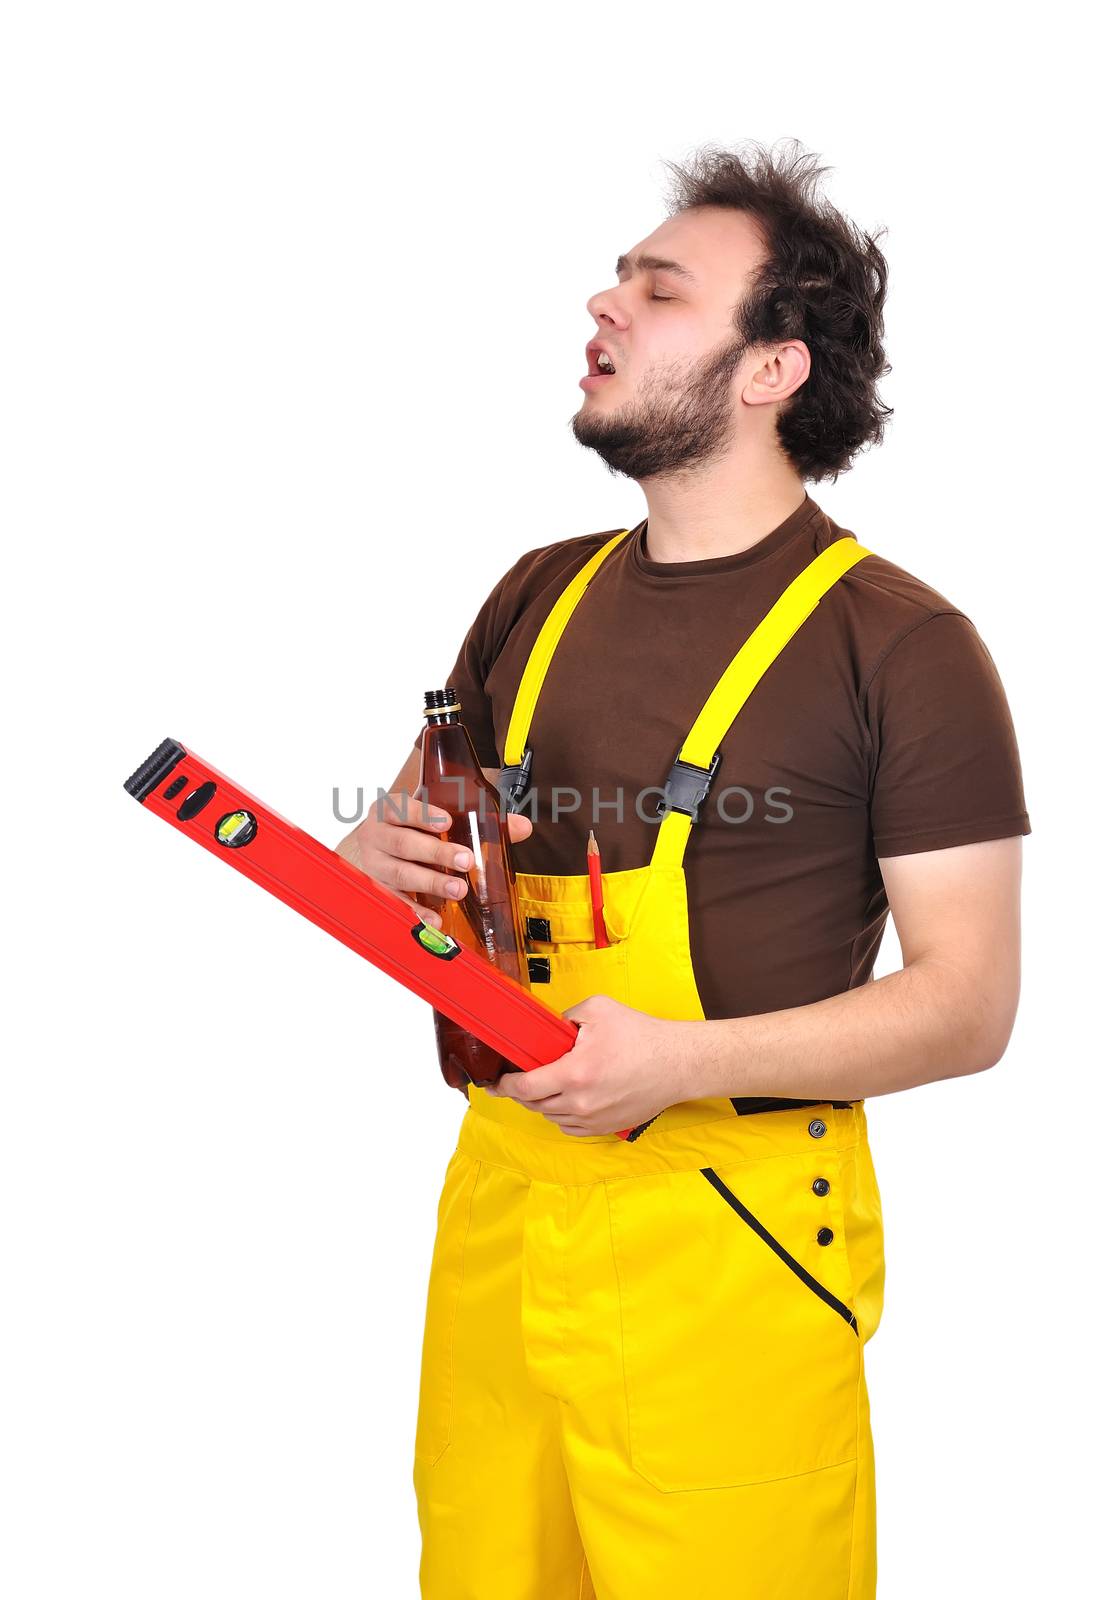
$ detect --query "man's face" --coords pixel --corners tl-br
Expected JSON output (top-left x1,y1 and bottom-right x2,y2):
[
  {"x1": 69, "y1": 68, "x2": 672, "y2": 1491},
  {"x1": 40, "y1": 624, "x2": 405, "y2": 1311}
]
[{"x1": 570, "y1": 206, "x2": 770, "y2": 480}]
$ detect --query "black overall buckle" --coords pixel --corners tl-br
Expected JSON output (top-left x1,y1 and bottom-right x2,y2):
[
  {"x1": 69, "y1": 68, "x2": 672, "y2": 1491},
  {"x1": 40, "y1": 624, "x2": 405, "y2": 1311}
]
[
  {"x1": 498, "y1": 744, "x2": 533, "y2": 813},
  {"x1": 654, "y1": 747, "x2": 722, "y2": 822}
]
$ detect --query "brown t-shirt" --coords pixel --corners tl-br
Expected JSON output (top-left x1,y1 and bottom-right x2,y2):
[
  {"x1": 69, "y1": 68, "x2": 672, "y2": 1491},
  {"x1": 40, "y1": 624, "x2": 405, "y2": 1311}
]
[{"x1": 416, "y1": 494, "x2": 1030, "y2": 1021}]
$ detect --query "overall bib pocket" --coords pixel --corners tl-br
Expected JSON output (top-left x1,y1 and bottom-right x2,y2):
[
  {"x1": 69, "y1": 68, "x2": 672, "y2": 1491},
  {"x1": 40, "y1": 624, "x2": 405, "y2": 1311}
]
[
  {"x1": 414, "y1": 1151, "x2": 482, "y2": 1467},
  {"x1": 527, "y1": 938, "x2": 631, "y2": 1013},
  {"x1": 519, "y1": 878, "x2": 640, "y2": 1014},
  {"x1": 605, "y1": 1153, "x2": 863, "y2": 1492}
]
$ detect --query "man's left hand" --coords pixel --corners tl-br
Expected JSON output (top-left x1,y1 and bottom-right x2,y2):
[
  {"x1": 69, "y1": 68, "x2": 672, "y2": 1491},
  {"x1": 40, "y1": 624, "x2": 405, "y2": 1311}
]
[{"x1": 485, "y1": 994, "x2": 691, "y2": 1136}]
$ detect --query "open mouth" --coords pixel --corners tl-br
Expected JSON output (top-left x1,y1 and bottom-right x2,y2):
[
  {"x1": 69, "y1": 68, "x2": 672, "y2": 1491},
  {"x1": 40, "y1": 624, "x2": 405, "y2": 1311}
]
[{"x1": 581, "y1": 344, "x2": 618, "y2": 389}]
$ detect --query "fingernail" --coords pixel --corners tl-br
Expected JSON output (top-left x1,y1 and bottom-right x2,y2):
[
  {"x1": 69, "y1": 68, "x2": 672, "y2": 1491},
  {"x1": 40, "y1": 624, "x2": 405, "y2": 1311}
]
[
  {"x1": 453, "y1": 850, "x2": 471, "y2": 869},
  {"x1": 447, "y1": 879, "x2": 464, "y2": 896}
]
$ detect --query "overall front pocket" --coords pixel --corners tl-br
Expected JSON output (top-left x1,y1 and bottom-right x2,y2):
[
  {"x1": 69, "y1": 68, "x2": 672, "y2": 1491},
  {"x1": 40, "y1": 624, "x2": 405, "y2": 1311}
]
[{"x1": 605, "y1": 1156, "x2": 862, "y2": 1491}]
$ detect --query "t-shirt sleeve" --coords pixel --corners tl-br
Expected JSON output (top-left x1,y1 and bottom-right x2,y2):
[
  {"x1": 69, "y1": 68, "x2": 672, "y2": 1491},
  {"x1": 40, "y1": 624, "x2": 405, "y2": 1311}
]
[{"x1": 866, "y1": 611, "x2": 1031, "y2": 858}]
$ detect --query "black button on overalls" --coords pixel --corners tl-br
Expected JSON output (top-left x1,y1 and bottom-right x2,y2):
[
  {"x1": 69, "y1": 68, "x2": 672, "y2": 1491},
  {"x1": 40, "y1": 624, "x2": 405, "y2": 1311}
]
[
  {"x1": 817, "y1": 1227, "x2": 835, "y2": 1246},
  {"x1": 812, "y1": 1177, "x2": 830, "y2": 1196},
  {"x1": 808, "y1": 1119, "x2": 827, "y2": 1139}
]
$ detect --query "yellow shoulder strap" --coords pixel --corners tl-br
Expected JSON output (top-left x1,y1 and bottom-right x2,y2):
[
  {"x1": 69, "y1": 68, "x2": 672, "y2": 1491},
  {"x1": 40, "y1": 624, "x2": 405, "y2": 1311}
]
[
  {"x1": 651, "y1": 537, "x2": 872, "y2": 868},
  {"x1": 502, "y1": 529, "x2": 630, "y2": 773}
]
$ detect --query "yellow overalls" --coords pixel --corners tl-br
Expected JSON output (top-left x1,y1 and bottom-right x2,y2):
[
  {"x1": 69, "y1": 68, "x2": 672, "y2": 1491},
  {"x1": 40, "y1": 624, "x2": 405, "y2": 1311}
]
[{"x1": 413, "y1": 533, "x2": 887, "y2": 1599}]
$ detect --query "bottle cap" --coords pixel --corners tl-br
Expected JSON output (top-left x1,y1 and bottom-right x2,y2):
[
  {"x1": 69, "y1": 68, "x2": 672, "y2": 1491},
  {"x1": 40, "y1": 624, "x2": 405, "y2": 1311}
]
[{"x1": 423, "y1": 688, "x2": 461, "y2": 716}]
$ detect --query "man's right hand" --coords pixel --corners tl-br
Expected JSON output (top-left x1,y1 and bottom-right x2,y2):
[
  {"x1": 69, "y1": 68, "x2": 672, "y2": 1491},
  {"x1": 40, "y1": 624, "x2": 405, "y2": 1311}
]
[{"x1": 335, "y1": 766, "x2": 533, "y2": 931}]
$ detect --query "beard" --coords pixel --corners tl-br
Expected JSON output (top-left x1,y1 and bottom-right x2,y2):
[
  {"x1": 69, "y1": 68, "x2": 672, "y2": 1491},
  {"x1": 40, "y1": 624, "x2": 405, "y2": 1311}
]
[{"x1": 569, "y1": 331, "x2": 748, "y2": 480}]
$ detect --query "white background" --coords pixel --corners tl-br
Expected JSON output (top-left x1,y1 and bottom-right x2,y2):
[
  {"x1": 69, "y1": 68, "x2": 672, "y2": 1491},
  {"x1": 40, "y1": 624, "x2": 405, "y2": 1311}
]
[{"x1": 2, "y1": 3, "x2": 1113, "y2": 1595}]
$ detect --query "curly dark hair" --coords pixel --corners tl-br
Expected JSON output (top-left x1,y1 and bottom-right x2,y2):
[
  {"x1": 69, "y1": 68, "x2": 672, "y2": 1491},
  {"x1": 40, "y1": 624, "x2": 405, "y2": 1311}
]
[{"x1": 661, "y1": 139, "x2": 892, "y2": 482}]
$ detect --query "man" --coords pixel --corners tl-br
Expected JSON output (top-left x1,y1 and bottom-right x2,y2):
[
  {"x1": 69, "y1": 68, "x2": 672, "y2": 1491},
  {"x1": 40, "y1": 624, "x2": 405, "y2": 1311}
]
[{"x1": 340, "y1": 141, "x2": 1028, "y2": 1598}]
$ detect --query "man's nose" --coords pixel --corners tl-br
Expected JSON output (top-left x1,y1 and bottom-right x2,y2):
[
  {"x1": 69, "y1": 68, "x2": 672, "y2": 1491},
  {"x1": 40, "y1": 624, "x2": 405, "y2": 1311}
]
[{"x1": 586, "y1": 286, "x2": 628, "y2": 328}]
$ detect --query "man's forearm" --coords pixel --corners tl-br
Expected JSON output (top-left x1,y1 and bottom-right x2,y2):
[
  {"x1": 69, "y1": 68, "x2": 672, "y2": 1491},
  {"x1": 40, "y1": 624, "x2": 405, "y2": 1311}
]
[{"x1": 675, "y1": 957, "x2": 1015, "y2": 1103}]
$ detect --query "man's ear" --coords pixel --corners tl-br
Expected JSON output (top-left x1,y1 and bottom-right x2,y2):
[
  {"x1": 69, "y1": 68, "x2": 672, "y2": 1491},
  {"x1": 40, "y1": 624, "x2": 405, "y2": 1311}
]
[{"x1": 740, "y1": 340, "x2": 811, "y2": 407}]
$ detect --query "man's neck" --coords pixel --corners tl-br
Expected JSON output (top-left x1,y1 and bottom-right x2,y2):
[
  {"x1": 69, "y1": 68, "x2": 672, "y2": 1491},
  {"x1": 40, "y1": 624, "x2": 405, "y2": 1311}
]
[{"x1": 640, "y1": 468, "x2": 807, "y2": 563}]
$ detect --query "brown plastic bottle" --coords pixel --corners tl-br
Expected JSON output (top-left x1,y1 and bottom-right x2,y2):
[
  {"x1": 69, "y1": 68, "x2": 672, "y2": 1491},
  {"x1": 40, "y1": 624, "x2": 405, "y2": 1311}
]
[{"x1": 413, "y1": 687, "x2": 530, "y2": 1094}]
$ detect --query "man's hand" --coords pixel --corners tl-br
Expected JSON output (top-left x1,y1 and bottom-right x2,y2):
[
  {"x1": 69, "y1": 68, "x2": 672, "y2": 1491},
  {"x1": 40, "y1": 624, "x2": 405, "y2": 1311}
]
[
  {"x1": 485, "y1": 994, "x2": 694, "y2": 1136},
  {"x1": 335, "y1": 753, "x2": 533, "y2": 931}
]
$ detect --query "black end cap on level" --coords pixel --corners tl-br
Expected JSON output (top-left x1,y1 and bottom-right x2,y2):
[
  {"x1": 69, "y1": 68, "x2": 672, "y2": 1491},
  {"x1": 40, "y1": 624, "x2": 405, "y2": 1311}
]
[{"x1": 124, "y1": 738, "x2": 185, "y2": 802}]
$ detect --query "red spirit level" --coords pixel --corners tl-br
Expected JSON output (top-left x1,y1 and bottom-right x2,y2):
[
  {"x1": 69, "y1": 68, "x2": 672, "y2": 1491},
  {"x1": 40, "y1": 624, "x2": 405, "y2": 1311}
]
[{"x1": 124, "y1": 739, "x2": 640, "y2": 1139}]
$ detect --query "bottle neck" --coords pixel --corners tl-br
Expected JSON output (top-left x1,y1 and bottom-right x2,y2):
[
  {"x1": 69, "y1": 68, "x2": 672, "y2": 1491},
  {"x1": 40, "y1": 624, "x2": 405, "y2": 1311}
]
[{"x1": 419, "y1": 719, "x2": 485, "y2": 789}]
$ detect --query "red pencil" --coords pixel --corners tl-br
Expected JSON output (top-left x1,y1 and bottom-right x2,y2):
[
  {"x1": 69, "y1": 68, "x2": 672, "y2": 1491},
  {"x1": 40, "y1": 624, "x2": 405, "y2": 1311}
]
[{"x1": 587, "y1": 830, "x2": 610, "y2": 947}]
